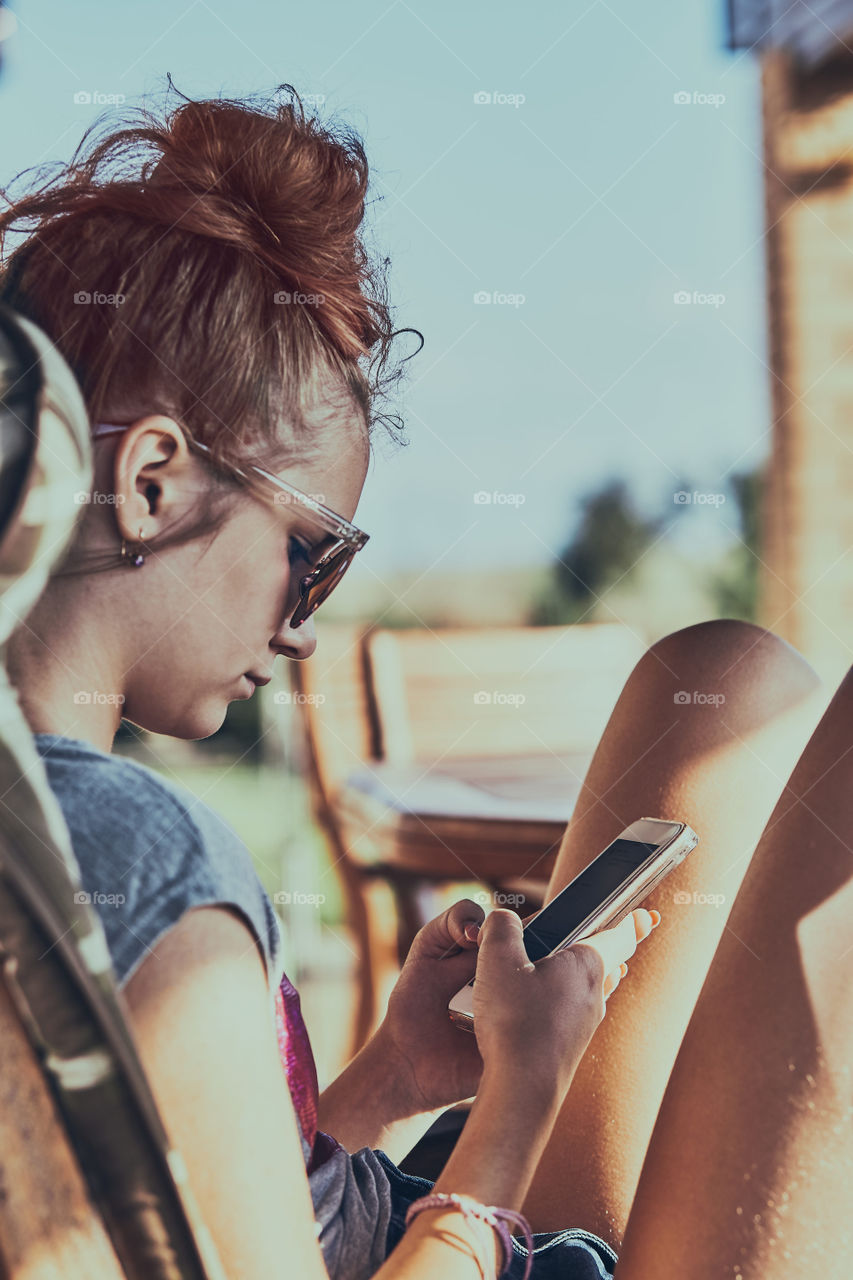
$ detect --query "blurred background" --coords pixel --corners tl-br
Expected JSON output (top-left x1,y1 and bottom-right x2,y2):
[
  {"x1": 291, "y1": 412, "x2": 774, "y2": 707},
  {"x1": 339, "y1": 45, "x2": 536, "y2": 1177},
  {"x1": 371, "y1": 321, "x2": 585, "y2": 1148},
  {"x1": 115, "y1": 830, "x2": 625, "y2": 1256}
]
[{"x1": 2, "y1": 0, "x2": 850, "y2": 1082}]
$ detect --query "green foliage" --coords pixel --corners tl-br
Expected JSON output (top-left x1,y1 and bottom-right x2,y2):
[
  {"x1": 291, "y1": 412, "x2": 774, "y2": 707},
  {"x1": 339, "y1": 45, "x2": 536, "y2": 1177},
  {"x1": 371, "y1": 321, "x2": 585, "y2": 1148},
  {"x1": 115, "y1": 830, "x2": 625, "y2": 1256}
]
[
  {"x1": 200, "y1": 694, "x2": 266, "y2": 763},
  {"x1": 529, "y1": 480, "x2": 664, "y2": 625},
  {"x1": 529, "y1": 470, "x2": 763, "y2": 627}
]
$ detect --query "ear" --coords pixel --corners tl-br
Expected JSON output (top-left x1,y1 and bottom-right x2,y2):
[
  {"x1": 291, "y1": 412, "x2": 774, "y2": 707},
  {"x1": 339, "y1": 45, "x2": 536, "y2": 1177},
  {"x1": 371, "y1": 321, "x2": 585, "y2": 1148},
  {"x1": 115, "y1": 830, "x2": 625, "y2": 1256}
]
[{"x1": 111, "y1": 415, "x2": 193, "y2": 544}]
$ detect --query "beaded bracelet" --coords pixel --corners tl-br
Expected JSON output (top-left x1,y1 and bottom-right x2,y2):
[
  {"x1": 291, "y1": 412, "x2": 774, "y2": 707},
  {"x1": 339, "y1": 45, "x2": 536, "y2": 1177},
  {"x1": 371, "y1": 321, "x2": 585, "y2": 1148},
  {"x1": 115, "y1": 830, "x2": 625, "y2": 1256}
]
[{"x1": 404, "y1": 1191, "x2": 534, "y2": 1280}]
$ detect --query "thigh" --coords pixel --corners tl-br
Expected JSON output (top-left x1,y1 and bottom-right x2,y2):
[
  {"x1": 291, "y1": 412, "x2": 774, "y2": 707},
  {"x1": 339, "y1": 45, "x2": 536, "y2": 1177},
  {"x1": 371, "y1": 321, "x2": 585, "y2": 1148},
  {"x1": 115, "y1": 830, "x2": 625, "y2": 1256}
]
[
  {"x1": 520, "y1": 621, "x2": 827, "y2": 1247},
  {"x1": 617, "y1": 664, "x2": 853, "y2": 1279}
]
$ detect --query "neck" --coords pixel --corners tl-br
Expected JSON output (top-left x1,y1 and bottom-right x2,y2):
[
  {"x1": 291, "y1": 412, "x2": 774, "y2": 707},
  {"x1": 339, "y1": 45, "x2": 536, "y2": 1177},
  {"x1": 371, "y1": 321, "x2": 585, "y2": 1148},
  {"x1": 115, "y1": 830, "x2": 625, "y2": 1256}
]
[{"x1": 6, "y1": 583, "x2": 125, "y2": 754}]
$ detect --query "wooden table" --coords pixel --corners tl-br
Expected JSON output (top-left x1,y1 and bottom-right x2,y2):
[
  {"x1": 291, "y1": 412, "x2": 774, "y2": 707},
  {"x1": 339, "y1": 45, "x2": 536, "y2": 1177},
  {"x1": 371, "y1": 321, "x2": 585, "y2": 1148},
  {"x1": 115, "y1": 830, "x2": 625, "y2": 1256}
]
[{"x1": 335, "y1": 752, "x2": 591, "y2": 889}]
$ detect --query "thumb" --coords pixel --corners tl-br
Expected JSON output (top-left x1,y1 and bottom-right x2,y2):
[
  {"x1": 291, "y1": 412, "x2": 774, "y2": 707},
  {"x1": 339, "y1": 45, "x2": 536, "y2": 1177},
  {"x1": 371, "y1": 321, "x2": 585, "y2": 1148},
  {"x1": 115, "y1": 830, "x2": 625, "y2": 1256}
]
[
  {"x1": 477, "y1": 908, "x2": 533, "y2": 975},
  {"x1": 409, "y1": 897, "x2": 485, "y2": 959}
]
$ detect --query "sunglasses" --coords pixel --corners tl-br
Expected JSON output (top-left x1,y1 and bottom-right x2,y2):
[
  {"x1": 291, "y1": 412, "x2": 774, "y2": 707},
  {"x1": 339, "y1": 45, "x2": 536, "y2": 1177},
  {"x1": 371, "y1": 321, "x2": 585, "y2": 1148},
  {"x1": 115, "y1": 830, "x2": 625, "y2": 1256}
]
[{"x1": 92, "y1": 422, "x2": 369, "y2": 628}]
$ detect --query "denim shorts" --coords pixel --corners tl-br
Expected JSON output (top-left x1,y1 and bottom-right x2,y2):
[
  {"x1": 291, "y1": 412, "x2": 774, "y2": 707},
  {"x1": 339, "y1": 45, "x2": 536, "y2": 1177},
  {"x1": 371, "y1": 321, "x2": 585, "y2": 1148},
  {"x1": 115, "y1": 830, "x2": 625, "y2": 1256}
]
[{"x1": 374, "y1": 1149, "x2": 618, "y2": 1279}]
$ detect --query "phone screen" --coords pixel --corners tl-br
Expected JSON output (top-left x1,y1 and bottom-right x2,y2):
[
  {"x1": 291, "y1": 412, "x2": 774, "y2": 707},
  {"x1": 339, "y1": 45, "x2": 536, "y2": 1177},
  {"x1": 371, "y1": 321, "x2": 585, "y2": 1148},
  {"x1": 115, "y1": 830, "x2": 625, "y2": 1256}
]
[{"x1": 522, "y1": 838, "x2": 659, "y2": 962}]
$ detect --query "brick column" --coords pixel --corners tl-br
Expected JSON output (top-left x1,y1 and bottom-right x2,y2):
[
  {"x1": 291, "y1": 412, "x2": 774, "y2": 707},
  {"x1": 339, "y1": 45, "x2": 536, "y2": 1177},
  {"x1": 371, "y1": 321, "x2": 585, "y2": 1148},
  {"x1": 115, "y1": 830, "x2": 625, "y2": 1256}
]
[{"x1": 758, "y1": 48, "x2": 853, "y2": 683}]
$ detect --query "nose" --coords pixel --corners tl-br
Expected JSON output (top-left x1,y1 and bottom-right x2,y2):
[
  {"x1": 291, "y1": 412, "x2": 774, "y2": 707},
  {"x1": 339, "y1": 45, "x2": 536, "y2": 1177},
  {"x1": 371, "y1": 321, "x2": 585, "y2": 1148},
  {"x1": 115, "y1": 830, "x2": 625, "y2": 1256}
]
[{"x1": 270, "y1": 611, "x2": 317, "y2": 662}]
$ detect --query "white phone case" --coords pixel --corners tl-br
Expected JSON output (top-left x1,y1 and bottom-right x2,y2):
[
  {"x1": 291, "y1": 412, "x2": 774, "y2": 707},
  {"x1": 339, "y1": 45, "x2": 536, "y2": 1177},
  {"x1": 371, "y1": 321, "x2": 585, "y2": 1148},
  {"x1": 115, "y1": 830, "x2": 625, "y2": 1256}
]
[{"x1": 448, "y1": 817, "x2": 698, "y2": 1032}]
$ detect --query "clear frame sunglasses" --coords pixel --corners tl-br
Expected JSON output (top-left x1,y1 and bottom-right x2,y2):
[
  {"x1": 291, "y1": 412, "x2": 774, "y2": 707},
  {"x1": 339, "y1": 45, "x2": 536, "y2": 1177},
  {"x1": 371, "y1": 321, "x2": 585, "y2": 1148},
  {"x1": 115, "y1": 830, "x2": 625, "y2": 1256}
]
[{"x1": 92, "y1": 422, "x2": 369, "y2": 628}]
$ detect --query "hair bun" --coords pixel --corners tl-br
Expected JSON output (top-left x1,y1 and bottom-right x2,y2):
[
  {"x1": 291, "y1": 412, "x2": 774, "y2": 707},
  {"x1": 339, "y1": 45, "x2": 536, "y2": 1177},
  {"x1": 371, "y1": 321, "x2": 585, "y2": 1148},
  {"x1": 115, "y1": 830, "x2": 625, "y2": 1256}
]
[
  {"x1": 135, "y1": 88, "x2": 376, "y2": 356},
  {"x1": 0, "y1": 82, "x2": 409, "y2": 467}
]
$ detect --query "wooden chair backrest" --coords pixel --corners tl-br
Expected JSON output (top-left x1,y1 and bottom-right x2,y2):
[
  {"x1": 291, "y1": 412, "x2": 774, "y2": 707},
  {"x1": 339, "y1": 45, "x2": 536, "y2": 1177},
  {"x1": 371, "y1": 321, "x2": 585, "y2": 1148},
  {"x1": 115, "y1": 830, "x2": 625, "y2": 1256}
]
[
  {"x1": 0, "y1": 977, "x2": 125, "y2": 1278},
  {"x1": 287, "y1": 622, "x2": 378, "y2": 810},
  {"x1": 365, "y1": 623, "x2": 645, "y2": 765}
]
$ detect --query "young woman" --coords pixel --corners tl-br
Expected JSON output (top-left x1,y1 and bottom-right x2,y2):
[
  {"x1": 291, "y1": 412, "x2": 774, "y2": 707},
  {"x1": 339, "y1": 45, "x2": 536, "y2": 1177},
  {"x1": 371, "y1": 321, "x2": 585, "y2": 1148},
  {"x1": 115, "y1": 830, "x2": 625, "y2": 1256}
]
[{"x1": 2, "y1": 88, "x2": 849, "y2": 1280}]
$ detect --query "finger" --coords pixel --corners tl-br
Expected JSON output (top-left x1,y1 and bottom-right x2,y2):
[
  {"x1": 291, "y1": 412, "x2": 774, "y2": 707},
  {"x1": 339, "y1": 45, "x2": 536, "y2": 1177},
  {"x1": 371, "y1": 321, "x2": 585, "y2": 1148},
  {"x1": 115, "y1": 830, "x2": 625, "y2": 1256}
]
[
  {"x1": 632, "y1": 907, "x2": 661, "y2": 943},
  {"x1": 572, "y1": 909, "x2": 651, "y2": 976},
  {"x1": 603, "y1": 963, "x2": 625, "y2": 1000},
  {"x1": 477, "y1": 908, "x2": 533, "y2": 970},
  {"x1": 612, "y1": 907, "x2": 660, "y2": 949},
  {"x1": 603, "y1": 962, "x2": 629, "y2": 1001},
  {"x1": 446, "y1": 898, "x2": 486, "y2": 948},
  {"x1": 411, "y1": 898, "x2": 482, "y2": 959},
  {"x1": 448, "y1": 901, "x2": 481, "y2": 942}
]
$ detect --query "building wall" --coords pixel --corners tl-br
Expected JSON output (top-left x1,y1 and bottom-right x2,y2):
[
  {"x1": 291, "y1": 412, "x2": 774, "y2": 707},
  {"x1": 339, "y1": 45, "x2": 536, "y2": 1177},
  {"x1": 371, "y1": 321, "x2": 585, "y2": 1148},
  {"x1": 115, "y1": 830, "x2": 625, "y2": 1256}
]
[{"x1": 758, "y1": 48, "x2": 853, "y2": 684}]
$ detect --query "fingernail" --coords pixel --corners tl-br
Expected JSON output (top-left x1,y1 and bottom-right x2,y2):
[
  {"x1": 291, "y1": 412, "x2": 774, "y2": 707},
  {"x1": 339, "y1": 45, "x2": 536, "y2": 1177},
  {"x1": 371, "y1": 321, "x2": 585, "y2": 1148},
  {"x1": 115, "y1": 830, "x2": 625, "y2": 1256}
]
[{"x1": 464, "y1": 922, "x2": 481, "y2": 942}]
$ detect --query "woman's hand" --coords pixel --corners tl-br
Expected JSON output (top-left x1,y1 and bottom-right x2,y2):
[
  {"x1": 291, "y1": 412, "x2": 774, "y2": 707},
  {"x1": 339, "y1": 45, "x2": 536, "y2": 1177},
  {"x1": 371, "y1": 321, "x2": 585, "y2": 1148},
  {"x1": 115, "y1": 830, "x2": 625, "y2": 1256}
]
[
  {"x1": 378, "y1": 897, "x2": 660, "y2": 1115},
  {"x1": 472, "y1": 906, "x2": 660, "y2": 1098},
  {"x1": 317, "y1": 899, "x2": 491, "y2": 1155},
  {"x1": 379, "y1": 898, "x2": 488, "y2": 1112}
]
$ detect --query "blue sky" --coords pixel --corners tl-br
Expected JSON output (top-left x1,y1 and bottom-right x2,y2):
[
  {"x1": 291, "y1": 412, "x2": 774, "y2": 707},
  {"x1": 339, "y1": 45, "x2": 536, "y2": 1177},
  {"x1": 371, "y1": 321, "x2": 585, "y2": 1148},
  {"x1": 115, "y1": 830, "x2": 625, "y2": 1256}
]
[{"x1": 0, "y1": 0, "x2": 767, "y2": 580}]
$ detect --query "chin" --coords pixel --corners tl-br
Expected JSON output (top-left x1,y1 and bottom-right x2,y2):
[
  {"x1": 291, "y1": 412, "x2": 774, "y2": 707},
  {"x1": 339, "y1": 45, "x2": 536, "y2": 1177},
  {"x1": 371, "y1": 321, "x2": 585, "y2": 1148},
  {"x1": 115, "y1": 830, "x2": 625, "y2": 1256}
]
[
  {"x1": 179, "y1": 710, "x2": 230, "y2": 740},
  {"x1": 125, "y1": 703, "x2": 228, "y2": 742}
]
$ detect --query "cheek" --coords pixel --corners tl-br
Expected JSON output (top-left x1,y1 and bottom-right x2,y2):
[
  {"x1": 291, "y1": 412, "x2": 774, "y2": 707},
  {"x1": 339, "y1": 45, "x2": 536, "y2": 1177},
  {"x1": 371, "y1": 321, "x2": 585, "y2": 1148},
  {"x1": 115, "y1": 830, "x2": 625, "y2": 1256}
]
[{"x1": 213, "y1": 517, "x2": 291, "y2": 622}]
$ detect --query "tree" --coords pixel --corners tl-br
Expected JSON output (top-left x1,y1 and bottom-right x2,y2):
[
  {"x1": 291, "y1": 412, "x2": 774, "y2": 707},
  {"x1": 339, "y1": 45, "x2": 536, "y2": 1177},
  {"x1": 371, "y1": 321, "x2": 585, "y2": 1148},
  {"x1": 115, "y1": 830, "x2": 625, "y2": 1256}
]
[{"x1": 529, "y1": 480, "x2": 664, "y2": 625}]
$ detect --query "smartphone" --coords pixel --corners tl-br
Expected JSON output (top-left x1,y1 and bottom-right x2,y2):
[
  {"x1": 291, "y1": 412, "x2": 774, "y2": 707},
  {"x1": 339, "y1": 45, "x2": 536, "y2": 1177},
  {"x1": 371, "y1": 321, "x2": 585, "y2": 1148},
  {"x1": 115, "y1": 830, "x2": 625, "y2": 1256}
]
[{"x1": 448, "y1": 817, "x2": 699, "y2": 1032}]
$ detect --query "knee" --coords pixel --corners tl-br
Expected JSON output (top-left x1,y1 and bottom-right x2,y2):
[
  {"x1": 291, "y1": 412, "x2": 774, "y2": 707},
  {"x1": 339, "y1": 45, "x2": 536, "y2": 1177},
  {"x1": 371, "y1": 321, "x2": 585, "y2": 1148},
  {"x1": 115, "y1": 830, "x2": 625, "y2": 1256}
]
[
  {"x1": 649, "y1": 619, "x2": 799, "y2": 677},
  {"x1": 636, "y1": 619, "x2": 822, "y2": 722}
]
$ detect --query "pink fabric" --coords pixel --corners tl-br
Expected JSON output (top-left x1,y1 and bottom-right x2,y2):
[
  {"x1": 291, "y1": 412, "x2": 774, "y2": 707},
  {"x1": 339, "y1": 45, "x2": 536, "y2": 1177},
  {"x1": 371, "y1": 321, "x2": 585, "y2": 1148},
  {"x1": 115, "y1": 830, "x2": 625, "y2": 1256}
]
[{"x1": 274, "y1": 971, "x2": 340, "y2": 1173}]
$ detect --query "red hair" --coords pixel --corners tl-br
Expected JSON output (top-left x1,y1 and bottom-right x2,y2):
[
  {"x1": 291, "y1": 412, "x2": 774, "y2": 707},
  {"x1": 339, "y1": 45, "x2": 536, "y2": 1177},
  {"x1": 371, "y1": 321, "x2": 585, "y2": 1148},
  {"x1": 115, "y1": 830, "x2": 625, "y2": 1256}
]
[{"x1": 0, "y1": 82, "x2": 414, "y2": 478}]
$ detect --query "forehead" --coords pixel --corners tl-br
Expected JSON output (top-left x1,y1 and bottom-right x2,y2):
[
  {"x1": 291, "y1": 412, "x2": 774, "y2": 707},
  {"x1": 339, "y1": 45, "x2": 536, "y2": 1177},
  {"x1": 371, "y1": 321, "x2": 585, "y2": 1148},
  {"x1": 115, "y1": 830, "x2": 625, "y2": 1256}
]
[{"x1": 271, "y1": 398, "x2": 370, "y2": 527}]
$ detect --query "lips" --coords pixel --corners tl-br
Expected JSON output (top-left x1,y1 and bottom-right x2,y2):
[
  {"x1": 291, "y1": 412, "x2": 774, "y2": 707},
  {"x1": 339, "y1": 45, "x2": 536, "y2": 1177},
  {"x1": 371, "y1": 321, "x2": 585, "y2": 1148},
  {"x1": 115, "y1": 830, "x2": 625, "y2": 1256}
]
[{"x1": 245, "y1": 673, "x2": 272, "y2": 686}]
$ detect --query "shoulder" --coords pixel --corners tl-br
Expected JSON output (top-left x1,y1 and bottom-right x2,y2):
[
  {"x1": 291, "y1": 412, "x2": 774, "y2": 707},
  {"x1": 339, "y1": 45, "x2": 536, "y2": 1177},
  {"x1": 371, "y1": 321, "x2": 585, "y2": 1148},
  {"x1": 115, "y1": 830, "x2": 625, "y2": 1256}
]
[{"x1": 33, "y1": 733, "x2": 283, "y2": 990}]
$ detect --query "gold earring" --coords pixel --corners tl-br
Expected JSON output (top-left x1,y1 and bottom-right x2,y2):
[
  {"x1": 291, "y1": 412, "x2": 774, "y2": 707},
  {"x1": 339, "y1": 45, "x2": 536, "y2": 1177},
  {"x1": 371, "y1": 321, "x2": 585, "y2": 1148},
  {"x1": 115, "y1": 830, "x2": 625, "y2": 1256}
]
[{"x1": 120, "y1": 526, "x2": 147, "y2": 568}]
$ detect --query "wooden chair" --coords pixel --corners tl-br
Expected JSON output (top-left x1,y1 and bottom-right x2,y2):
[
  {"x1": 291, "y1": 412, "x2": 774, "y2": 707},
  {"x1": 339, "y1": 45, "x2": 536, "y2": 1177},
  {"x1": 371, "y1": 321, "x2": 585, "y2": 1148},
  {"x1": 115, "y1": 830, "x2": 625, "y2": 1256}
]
[
  {"x1": 0, "y1": 305, "x2": 223, "y2": 1279},
  {"x1": 287, "y1": 619, "x2": 646, "y2": 1058},
  {"x1": 350, "y1": 622, "x2": 646, "y2": 885},
  {"x1": 367, "y1": 622, "x2": 645, "y2": 764},
  {"x1": 282, "y1": 623, "x2": 401, "y2": 1056}
]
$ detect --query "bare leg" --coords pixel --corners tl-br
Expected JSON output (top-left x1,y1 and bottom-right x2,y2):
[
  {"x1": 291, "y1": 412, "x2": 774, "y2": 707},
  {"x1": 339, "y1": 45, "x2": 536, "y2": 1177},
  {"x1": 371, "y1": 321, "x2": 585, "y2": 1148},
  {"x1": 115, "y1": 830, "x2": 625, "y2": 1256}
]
[
  {"x1": 520, "y1": 620, "x2": 827, "y2": 1246},
  {"x1": 617, "y1": 663, "x2": 853, "y2": 1279}
]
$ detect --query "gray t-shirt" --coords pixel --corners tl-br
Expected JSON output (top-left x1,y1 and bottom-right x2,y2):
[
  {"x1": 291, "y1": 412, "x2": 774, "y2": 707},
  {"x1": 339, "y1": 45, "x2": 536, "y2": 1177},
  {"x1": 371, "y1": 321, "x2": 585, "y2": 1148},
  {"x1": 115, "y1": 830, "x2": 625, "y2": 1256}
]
[
  {"x1": 33, "y1": 732, "x2": 282, "y2": 987},
  {"x1": 33, "y1": 731, "x2": 394, "y2": 1280}
]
